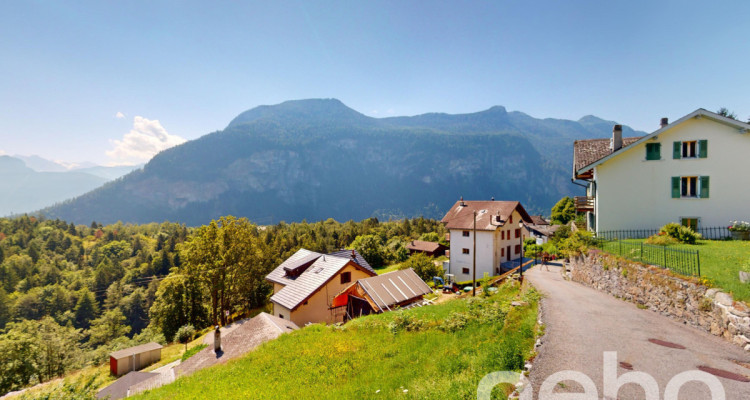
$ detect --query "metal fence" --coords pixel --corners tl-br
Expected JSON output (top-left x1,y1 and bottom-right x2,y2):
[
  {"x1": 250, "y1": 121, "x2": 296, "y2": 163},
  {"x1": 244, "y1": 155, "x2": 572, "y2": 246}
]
[
  {"x1": 593, "y1": 239, "x2": 701, "y2": 277},
  {"x1": 597, "y1": 226, "x2": 731, "y2": 241}
]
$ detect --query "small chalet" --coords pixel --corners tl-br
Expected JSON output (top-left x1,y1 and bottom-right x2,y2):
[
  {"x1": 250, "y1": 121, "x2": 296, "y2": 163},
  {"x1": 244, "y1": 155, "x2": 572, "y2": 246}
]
[
  {"x1": 405, "y1": 240, "x2": 446, "y2": 257},
  {"x1": 331, "y1": 268, "x2": 432, "y2": 321},
  {"x1": 441, "y1": 198, "x2": 533, "y2": 282},
  {"x1": 266, "y1": 249, "x2": 376, "y2": 326}
]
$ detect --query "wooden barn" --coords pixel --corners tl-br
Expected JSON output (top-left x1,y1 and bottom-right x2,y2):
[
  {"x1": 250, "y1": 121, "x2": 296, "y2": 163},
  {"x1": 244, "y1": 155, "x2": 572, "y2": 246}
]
[
  {"x1": 109, "y1": 342, "x2": 163, "y2": 376},
  {"x1": 331, "y1": 268, "x2": 432, "y2": 321}
]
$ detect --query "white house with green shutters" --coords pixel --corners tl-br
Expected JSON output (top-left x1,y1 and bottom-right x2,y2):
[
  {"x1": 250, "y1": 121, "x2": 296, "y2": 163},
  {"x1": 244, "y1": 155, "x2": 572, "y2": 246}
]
[{"x1": 573, "y1": 109, "x2": 750, "y2": 233}]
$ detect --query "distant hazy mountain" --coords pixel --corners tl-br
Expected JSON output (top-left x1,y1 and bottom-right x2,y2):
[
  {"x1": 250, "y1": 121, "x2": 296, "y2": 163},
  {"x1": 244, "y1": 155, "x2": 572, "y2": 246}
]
[
  {"x1": 42, "y1": 99, "x2": 645, "y2": 226},
  {"x1": 76, "y1": 165, "x2": 143, "y2": 180},
  {"x1": 0, "y1": 156, "x2": 109, "y2": 216}
]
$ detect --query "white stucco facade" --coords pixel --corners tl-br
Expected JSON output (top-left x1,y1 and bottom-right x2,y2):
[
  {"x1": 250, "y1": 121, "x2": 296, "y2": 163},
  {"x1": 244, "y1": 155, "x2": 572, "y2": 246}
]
[
  {"x1": 447, "y1": 209, "x2": 525, "y2": 282},
  {"x1": 581, "y1": 111, "x2": 750, "y2": 233}
]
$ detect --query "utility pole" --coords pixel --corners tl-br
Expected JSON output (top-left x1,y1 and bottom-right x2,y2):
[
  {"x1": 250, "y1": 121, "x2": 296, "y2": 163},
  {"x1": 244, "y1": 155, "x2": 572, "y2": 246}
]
[{"x1": 473, "y1": 210, "x2": 477, "y2": 297}]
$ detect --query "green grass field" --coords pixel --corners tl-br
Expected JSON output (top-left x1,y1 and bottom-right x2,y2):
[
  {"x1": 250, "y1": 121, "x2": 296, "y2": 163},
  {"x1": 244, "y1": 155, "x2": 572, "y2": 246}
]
[
  {"x1": 134, "y1": 282, "x2": 539, "y2": 400},
  {"x1": 599, "y1": 239, "x2": 750, "y2": 302}
]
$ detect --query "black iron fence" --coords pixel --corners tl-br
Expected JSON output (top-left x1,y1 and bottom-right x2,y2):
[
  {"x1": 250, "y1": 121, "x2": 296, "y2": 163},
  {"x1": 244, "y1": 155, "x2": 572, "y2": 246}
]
[
  {"x1": 597, "y1": 226, "x2": 731, "y2": 241},
  {"x1": 592, "y1": 239, "x2": 700, "y2": 277}
]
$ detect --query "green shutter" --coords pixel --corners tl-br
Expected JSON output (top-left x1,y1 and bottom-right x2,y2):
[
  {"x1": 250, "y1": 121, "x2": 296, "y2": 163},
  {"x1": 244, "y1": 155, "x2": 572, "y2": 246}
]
[
  {"x1": 698, "y1": 140, "x2": 707, "y2": 158},
  {"x1": 673, "y1": 141, "x2": 681, "y2": 159},
  {"x1": 671, "y1": 177, "x2": 680, "y2": 198},
  {"x1": 700, "y1": 176, "x2": 709, "y2": 198},
  {"x1": 646, "y1": 143, "x2": 661, "y2": 160}
]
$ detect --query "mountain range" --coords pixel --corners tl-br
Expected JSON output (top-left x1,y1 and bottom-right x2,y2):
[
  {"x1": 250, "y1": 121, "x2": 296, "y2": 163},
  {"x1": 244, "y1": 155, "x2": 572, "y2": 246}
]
[
  {"x1": 0, "y1": 156, "x2": 141, "y2": 216},
  {"x1": 41, "y1": 99, "x2": 645, "y2": 225}
]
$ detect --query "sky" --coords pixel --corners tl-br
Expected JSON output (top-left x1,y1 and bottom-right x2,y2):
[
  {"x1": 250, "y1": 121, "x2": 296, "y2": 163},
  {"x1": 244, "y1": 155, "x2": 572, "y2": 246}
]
[{"x1": 1, "y1": 0, "x2": 749, "y2": 166}]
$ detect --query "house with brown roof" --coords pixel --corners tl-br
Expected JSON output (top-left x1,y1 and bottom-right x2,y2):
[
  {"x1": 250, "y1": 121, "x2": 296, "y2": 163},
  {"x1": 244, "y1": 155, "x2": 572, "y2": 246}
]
[
  {"x1": 405, "y1": 240, "x2": 446, "y2": 257},
  {"x1": 266, "y1": 249, "x2": 377, "y2": 326},
  {"x1": 441, "y1": 199, "x2": 533, "y2": 281},
  {"x1": 573, "y1": 109, "x2": 750, "y2": 233},
  {"x1": 331, "y1": 268, "x2": 432, "y2": 321}
]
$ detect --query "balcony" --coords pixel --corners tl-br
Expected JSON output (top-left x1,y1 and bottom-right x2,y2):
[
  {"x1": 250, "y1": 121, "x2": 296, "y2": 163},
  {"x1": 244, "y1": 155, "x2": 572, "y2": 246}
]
[{"x1": 575, "y1": 196, "x2": 595, "y2": 212}]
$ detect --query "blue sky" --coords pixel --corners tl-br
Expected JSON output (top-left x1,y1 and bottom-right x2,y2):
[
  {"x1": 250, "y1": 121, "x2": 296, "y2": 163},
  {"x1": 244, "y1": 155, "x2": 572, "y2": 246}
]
[{"x1": 1, "y1": 1, "x2": 748, "y2": 165}]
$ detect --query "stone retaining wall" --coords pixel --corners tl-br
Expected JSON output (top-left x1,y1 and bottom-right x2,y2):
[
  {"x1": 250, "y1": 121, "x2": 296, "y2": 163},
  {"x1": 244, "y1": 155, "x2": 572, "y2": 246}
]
[{"x1": 569, "y1": 251, "x2": 750, "y2": 351}]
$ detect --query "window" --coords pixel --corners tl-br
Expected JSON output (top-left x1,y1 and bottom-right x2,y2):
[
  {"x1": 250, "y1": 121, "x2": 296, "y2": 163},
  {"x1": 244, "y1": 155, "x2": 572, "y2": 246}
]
[
  {"x1": 501, "y1": 248, "x2": 505, "y2": 257},
  {"x1": 681, "y1": 218, "x2": 699, "y2": 231},
  {"x1": 645, "y1": 143, "x2": 661, "y2": 160},
  {"x1": 501, "y1": 231, "x2": 505, "y2": 240},
  {"x1": 462, "y1": 268, "x2": 470, "y2": 274},
  {"x1": 462, "y1": 248, "x2": 470, "y2": 254},
  {"x1": 509, "y1": 215, "x2": 513, "y2": 224},
  {"x1": 673, "y1": 140, "x2": 707, "y2": 159},
  {"x1": 671, "y1": 176, "x2": 709, "y2": 198},
  {"x1": 279, "y1": 314, "x2": 284, "y2": 319},
  {"x1": 340, "y1": 272, "x2": 351, "y2": 284},
  {"x1": 681, "y1": 176, "x2": 697, "y2": 197},
  {"x1": 515, "y1": 244, "x2": 521, "y2": 254},
  {"x1": 462, "y1": 230, "x2": 470, "y2": 237},
  {"x1": 515, "y1": 228, "x2": 521, "y2": 238}
]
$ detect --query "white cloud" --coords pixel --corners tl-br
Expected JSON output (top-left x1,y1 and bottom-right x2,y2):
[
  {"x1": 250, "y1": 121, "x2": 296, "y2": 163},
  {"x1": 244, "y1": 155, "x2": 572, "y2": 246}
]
[
  {"x1": 0, "y1": 149, "x2": 6, "y2": 156},
  {"x1": 106, "y1": 116, "x2": 187, "y2": 164},
  {"x1": 115, "y1": 111, "x2": 126, "y2": 119}
]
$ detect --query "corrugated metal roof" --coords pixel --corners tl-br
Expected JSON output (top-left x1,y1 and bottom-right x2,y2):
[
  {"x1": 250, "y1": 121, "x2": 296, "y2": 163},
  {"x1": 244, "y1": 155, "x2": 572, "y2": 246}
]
[
  {"x1": 356, "y1": 268, "x2": 432, "y2": 311},
  {"x1": 109, "y1": 342, "x2": 163, "y2": 360},
  {"x1": 441, "y1": 200, "x2": 533, "y2": 231},
  {"x1": 327, "y1": 249, "x2": 375, "y2": 274}
]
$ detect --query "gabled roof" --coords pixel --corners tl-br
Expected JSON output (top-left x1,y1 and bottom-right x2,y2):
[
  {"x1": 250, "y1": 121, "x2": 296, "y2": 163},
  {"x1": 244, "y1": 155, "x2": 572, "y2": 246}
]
[
  {"x1": 270, "y1": 254, "x2": 376, "y2": 311},
  {"x1": 405, "y1": 240, "x2": 443, "y2": 253},
  {"x1": 266, "y1": 248, "x2": 375, "y2": 287},
  {"x1": 575, "y1": 108, "x2": 750, "y2": 176},
  {"x1": 441, "y1": 200, "x2": 533, "y2": 231},
  {"x1": 109, "y1": 342, "x2": 163, "y2": 360},
  {"x1": 266, "y1": 249, "x2": 323, "y2": 286},
  {"x1": 573, "y1": 137, "x2": 641, "y2": 175},
  {"x1": 530, "y1": 215, "x2": 549, "y2": 226}
]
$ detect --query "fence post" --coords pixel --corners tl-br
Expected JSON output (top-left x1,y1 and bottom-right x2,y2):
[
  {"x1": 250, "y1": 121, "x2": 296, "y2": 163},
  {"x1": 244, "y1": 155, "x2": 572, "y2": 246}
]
[
  {"x1": 697, "y1": 250, "x2": 701, "y2": 277},
  {"x1": 619, "y1": 239, "x2": 622, "y2": 256},
  {"x1": 663, "y1": 246, "x2": 666, "y2": 269},
  {"x1": 640, "y1": 242, "x2": 643, "y2": 261}
]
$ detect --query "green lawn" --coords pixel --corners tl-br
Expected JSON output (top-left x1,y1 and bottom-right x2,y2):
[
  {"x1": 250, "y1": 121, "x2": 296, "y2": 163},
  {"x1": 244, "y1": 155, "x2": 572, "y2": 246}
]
[
  {"x1": 134, "y1": 283, "x2": 539, "y2": 400},
  {"x1": 599, "y1": 239, "x2": 750, "y2": 302}
]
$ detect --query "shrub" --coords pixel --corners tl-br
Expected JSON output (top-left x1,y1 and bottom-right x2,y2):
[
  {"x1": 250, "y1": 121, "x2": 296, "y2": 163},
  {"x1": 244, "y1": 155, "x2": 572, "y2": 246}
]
[
  {"x1": 175, "y1": 324, "x2": 196, "y2": 350},
  {"x1": 645, "y1": 233, "x2": 679, "y2": 246},
  {"x1": 399, "y1": 252, "x2": 443, "y2": 282},
  {"x1": 558, "y1": 230, "x2": 594, "y2": 258},
  {"x1": 388, "y1": 313, "x2": 424, "y2": 334},
  {"x1": 658, "y1": 223, "x2": 701, "y2": 244},
  {"x1": 439, "y1": 312, "x2": 469, "y2": 332}
]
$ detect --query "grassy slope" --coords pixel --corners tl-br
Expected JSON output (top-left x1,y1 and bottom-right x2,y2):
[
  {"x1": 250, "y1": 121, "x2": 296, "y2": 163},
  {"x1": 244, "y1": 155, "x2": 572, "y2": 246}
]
[
  {"x1": 135, "y1": 283, "x2": 539, "y2": 400},
  {"x1": 601, "y1": 239, "x2": 750, "y2": 302}
]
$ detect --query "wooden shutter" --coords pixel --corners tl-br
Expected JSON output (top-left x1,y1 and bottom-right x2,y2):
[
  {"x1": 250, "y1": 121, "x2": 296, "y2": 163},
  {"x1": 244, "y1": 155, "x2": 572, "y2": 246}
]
[
  {"x1": 698, "y1": 140, "x2": 707, "y2": 158},
  {"x1": 700, "y1": 176, "x2": 709, "y2": 198},
  {"x1": 646, "y1": 143, "x2": 661, "y2": 160},
  {"x1": 673, "y1": 142, "x2": 681, "y2": 159},
  {"x1": 671, "y1": 177, "x2": 680, "y2": 198}
]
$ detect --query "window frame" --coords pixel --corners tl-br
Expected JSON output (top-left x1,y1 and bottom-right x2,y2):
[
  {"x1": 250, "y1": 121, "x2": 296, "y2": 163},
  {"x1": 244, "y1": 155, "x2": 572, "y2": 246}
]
[
  {"x1": 682, "y1": 141, "x2": 697, "y2": 158},
  {"x1": 462, "y1": 248, "x2": 470, "y2": 254},
  {"x1": 680, "y1": 217, "x2": 699, "y2": 231},
  {"x1": 462, "y1": 230, "x2": 470, "y2": 237},
  {"x1": 462, "y1": 268, "x2": 470, "y2": 274},
  {"x1": 340, "y1": 271, "x2": 351, "y2": 284}
]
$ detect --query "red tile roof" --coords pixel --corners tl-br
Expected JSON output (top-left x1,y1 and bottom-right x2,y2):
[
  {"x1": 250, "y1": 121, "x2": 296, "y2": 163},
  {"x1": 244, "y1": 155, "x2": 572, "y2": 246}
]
[
  {"x1": 573, "y1": 137, "x2": 642, "y2": 174},
  {"x1": 441, "y1": 200, "x2": 532, "y2": 231},
  {"x1": 406, "y1": 240, "x2": 442, "y2": 253}
]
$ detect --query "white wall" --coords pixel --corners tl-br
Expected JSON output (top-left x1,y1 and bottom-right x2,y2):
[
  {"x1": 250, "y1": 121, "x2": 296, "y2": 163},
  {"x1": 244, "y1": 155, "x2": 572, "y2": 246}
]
[
  {"x1": 448, "y1": 210, "x2": 526, "y2": 281},
  {"x1": 595, "y1": 117, "x2": 750, "y2": 232}
]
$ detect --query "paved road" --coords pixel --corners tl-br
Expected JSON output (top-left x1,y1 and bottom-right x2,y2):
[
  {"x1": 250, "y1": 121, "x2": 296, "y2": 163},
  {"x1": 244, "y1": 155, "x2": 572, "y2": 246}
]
[{"x1": 526, "y1": 264, "x2": 750, "y2": 399}]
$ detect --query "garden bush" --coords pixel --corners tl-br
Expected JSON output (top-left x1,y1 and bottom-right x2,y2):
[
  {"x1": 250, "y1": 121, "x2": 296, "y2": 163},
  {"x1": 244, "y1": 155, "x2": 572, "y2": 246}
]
[
  {"x1": 645, "y1": 233, "x2": 679, "y2": 246},
  {"x1": 658, "y1": 223, "x2": 701, "y2": 244}
]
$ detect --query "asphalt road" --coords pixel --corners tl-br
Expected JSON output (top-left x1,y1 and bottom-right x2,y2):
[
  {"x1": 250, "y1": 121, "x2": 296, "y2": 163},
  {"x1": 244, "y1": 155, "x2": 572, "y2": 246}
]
[{"x1": 525, "y1": 264, "x2": 750, "y2": 399}]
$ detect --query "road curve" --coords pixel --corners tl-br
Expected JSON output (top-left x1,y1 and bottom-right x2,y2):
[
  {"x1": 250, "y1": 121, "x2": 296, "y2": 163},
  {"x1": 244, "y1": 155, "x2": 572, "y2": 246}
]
[{"x1": 525, "y1": 263, "x2": 750, "y2": 399}]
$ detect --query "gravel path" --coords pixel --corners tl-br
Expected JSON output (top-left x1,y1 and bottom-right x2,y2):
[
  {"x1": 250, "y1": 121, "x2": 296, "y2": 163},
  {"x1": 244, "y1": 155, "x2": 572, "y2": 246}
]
[{"x1": 526, "y1": 264, "x2": 750, "y2": 399}]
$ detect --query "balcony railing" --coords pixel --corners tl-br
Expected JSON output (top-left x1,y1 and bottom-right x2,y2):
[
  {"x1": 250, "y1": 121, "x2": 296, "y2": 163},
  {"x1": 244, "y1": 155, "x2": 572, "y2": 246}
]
[{"x1": 574, "y1": 196, "x2": 595, "y2": 212}]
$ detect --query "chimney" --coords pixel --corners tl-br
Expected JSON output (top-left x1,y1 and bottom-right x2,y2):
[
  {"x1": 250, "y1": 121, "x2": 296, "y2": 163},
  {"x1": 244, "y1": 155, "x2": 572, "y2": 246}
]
[
  {"x1": 459, "y1": 196, "x2": 465, "y2": 206},
  {"x1": 214, "y1": 325, "x2": 221, "y2": 353},
  {"x1": 660, "y1": 117, "x2": 669, "y2": 128},
  {"x1": 351, "y1": 249, "x2": 356, "y2": 259},
  {"x1": 491, "y1": 197, "x2": 495, "y2": 201},
  {"x1": 611, "y1": 125, "x2": 623, "y2": 152}
]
